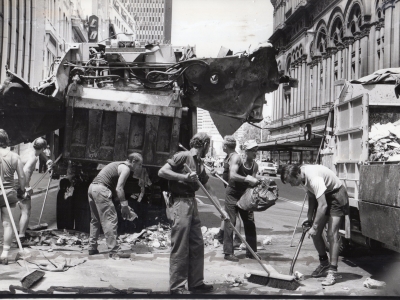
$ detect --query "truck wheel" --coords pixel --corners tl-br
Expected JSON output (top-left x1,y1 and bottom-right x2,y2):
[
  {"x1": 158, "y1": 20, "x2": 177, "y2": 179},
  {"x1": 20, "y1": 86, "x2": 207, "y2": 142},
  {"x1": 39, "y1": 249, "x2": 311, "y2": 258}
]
[
  {"x1": 322, "y1": 225, "x2": 352, "y2": 256},
  {"x1": 56, "y1": 189, "x2": 74, "y2": 230}
]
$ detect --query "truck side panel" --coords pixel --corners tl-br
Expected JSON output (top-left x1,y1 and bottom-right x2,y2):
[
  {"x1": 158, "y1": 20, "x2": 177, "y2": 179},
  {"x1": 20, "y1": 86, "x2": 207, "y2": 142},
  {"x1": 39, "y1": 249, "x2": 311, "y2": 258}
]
[{"x1": 359, "y1": 202, "x2": 400, "y2": 252}]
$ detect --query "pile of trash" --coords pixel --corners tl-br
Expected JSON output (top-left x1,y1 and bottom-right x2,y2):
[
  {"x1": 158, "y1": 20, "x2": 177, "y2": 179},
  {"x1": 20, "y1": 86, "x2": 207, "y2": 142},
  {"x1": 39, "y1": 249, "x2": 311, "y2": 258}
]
[
  {"x1": 201, "y1": 227, "x2": 221, "y2": 247},
  {"x1": 23, "y1": 230, "x2": 89, "y2": 249},
  {"x1": 118, "y1": 224, "x2": 171, "y2": 249},
  {"x1": 369, "y1": 122, "x2": 400, "y2": 161}
]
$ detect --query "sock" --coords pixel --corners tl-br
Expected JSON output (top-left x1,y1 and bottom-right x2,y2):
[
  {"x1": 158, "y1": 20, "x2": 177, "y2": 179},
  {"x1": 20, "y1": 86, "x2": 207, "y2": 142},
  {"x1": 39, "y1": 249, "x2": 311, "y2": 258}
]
[
  {"x1": 319, "y1": 254, "x2": 329, "y2": 265},
  {"x1": 329, "y1": 264, "x2": 338, "y2": 271},
  {"x1": 1, "y1": 245, "x2": 10, "y2": 258}
]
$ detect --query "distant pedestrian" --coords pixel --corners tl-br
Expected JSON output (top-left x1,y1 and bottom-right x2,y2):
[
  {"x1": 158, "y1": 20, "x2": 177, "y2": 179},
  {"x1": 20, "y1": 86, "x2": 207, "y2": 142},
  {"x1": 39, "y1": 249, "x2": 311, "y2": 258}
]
[{"x1": 281, "y1": 164, "x2": 350, "y2": 286}]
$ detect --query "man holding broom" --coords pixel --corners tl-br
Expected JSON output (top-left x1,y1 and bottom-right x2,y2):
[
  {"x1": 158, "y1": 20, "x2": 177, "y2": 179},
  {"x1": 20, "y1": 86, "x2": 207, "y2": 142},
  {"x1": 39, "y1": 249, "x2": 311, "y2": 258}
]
[
  {"x1": 280, "y1": 164, "x2": 350, "y2": 286},
  {"x1": 158, "y1": 132, "x2": 224, "y2": 295},
  {"x1": 17, "y1": 137, "x2": 52, "y2": 243}
]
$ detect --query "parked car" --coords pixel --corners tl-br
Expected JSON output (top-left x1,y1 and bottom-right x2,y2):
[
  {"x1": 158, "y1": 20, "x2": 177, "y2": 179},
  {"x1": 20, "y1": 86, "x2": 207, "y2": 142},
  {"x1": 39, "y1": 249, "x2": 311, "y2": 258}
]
[{"x1": 258, "y1": 162, "x2": 278, "y2": 176}]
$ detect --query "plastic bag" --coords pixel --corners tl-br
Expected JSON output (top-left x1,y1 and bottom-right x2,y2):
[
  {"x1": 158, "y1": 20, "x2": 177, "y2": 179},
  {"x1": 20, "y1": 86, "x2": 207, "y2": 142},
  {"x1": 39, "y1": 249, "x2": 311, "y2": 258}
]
[{"x1": 237, "y1": 178, "x2": 278, "y2": 211}]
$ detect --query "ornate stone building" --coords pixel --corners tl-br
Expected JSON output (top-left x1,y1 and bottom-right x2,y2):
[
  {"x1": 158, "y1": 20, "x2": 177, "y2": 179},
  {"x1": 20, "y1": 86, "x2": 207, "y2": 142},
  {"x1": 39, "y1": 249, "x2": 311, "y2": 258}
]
[{"x1": 261, "y1": 0, "x2": 400, "y2": 165}]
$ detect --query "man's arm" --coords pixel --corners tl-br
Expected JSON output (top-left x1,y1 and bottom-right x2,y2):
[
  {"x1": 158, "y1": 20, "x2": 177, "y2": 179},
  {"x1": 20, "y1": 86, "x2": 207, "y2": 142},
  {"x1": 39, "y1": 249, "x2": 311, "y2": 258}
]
[
  {"x1": 313, "y1": 194, "x2": 328, "y2": 227},
  {"x1": 306, "y1": 191, "x2": 317, "y2": 223},
  {"x1": 116, "y1": 164, "x2": 131, "y2": 203},
  {"x1": 229, "y1": 155, "x2": 258, "y2": 186},
  {"x1": 252, "y1": 163, "x2": 259, "y2": 177},
  {"x1": 15, "y1": 156, "x2": 26, "y2": 193},
  {"x1": 158, "y1": 163, "x2": 196, "y2": 182},
  {"x1": 23, "y1": 156, "x2": 37, "y2": 188}
]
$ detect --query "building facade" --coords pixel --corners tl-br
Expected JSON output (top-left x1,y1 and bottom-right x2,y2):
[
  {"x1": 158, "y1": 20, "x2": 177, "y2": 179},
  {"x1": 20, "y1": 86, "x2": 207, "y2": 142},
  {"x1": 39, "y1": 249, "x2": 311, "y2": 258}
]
[
  {"x1": 262, "y1": 0, "x2": 400, "y2": 166},
  {"x1": 121, "y1": 0, "x2": 172, "y2": 45}
]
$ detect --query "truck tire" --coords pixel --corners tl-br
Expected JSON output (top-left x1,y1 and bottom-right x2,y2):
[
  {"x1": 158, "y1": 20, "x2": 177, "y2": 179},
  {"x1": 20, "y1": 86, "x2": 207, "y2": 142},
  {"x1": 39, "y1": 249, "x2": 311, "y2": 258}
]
[
  {"x1": 56, "y1": 188, "x2": 74, "y2": 230},
  {"x1": 322, "y1": 225, "x2": 352, "y2": 256}
]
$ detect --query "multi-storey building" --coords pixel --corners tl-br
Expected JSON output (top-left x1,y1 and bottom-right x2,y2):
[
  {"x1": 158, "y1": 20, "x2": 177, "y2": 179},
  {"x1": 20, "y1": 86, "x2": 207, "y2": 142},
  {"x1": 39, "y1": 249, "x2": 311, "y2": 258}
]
[
  {"x1": 260, "y1": 0, "x2": 400, "y2": 166},
  {"x1": 121, "y1": 0, "x2": 172, "y2": 44}
]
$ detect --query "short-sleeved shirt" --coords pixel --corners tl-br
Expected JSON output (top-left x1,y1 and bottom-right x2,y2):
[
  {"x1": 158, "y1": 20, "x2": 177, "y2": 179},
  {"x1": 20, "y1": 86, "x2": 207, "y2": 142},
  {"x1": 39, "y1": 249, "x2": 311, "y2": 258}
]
[
  {"x1": 301, "y1": 165, "x2": 342, "y2": 199},
  {"x1": 92, "y1": 161, "x2": 132, "y2": 192},
  {"x1": 167, "y1": 149, "x2": 209, "y2": 195}
]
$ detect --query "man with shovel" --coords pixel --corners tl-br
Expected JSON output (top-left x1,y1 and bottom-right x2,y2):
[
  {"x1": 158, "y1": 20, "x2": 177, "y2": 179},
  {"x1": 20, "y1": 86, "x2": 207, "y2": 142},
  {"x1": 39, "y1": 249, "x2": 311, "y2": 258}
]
[
  {"x1": 281, "y1": 164, "x2": 350, "y2": 286},
  {"x1": 18, "y1": 137, "x2": 52, "y2": 244},
  {"x1": 158, "y1": 132, "x2": 223, "y2": 295}
]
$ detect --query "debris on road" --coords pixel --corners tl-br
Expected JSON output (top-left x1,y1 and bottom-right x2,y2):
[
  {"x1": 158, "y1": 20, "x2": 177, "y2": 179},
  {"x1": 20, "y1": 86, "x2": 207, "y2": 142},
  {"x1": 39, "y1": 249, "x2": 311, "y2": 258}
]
[
  {"x1": 294, "y1": 271, "x2": 304, "y2": 281},
  {"x1": 262, "y1": 236, "x2": 272, "y2": 247},
  {"x1": 363, "y1": 277, "x2": 386, "y2": 289}
]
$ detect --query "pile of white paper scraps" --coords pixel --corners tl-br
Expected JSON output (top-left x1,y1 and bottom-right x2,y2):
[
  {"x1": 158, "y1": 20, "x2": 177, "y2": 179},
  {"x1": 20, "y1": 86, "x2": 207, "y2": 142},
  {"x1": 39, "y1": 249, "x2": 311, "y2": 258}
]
[{"x1": 369, "y1": 122, "x2": 400, "y2": 161}]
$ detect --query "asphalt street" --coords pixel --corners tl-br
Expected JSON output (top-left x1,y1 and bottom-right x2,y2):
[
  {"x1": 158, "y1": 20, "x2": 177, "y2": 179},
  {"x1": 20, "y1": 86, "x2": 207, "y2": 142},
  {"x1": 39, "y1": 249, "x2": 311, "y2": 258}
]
[{"x1": 0, "y1": 173, "x2": 398, "y2": 296}]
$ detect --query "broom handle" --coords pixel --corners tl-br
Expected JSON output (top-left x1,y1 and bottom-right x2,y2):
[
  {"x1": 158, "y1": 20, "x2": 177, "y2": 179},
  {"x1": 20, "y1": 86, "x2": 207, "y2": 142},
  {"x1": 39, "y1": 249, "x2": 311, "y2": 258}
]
[
  {"x1": 183, "y1": 164, "x2": 270, "y2": 276},
  {"x1": 289, "y1": 194, "x2": 307, "y2": 247},
  {"x1": 37, "y1": 171, "x2": 52, "y2": 225},
  {"x1": 0, "y1": 176, "x2": 30, "y2": 272},
  {"x1": 31, "y1": 154, "x2": 62, "y2": 189},
  {"x1": 179, "y1": 144, "x2": 229, "y2": 186}
]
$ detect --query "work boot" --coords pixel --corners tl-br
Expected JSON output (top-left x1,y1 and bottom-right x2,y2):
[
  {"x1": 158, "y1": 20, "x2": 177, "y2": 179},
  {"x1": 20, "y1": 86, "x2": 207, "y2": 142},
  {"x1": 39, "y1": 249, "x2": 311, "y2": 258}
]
[
  {"x1": 88, "y1": 249, "x2": 99, "y2": 255},
  {"x1": 224, "y1": 254, "x2": 239, "y2": 262},
  {"x1": 321, "y1": 270, "x2": 338, "y2": 286},
  {"x1": 214, "y1": 229, "x2": 224, "y2": 244},
  {"x1": 233, "y1": 237, "x2": 241, "y2": 249},
  {"x1": 311, "y1": 263, "x2": 330, "y2": 278},
  {"x1": 246, "y1": 252, "x2": 261, "y2": 260},
  {"x1": 170, "y1": 288, "x2": 190, "y2": 294},
  {"x1": 189, "y1": 283, "x2": 214, "y2": 293}
]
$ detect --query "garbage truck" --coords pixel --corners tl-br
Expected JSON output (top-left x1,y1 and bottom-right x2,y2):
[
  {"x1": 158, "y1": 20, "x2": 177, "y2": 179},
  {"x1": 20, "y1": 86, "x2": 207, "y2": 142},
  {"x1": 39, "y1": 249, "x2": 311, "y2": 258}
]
[
  {"x1": 320, "y1": 69, "x2": 400, "y2": 253},
  {"x1": 0, "y1": 41, "x2": 291, "y2": 232}
]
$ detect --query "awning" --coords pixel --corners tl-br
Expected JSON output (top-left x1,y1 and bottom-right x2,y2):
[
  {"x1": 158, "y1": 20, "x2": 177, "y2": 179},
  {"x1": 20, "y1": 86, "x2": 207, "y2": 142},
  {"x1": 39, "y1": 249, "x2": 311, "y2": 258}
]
[{"x1": 258, "y1": 135, "x2": 322, "y2": 151}]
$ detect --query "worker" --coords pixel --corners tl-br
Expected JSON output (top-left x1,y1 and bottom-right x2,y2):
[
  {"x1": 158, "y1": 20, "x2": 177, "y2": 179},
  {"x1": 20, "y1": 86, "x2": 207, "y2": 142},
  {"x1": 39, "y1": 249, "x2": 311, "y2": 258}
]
[
  {"x1": 158, "y1": 132, "x2": 222, "y2": 294},
  {"x1": 18, "y1": 137, "x2": 53, "y2": 244},
  {"x1": 223, "y1": 140, "x2": 259, "y2": 262},
  {"x1": 213, "y1": 135, "x2": 242, "y2": 249},
  {"x1": 280, "y1": 164, "x2": 350, "y2": 286},
  {"x1": 87, "y1": 152, "x2": 142, "y2": 255},
  {"x1": 38, "y1": 142, "x2": 49, "y2": 173},
  {"x1": 0, "y1": 129, "x2": 26, "y2": 264}
]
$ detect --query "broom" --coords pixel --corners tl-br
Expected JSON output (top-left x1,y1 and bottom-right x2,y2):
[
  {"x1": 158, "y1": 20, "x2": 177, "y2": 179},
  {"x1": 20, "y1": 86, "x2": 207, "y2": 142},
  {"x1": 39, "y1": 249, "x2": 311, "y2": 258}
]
[
  {"x1": 28, "y1": 171, "x2": 53, "y2": 231},
  {"x1": 183, "y1": 164, "x2": 300, "y2": 290},
  {"x1": 0, "y1": 175, "x2": 45, "y2": 288}
]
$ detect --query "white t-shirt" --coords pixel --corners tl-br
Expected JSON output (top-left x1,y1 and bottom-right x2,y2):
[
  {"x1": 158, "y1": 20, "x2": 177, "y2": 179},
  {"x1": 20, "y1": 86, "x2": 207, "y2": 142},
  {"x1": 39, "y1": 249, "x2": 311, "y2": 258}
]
[{"x1": 301, "y1": 165, "x2": 342, "y2": 199}]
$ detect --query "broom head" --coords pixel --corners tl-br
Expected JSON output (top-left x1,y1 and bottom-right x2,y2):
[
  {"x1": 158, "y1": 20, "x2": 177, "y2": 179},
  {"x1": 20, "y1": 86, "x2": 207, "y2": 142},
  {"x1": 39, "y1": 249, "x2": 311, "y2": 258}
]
[
  {"x1": 246, "y1": 266, "x2": 301, "y2": 291},
  {"x1": 21, "y1": 270, "x2": 45, "y2": 289},
  {"x1": 28, "y1": 223, "x2": 48, "y2": 231}
]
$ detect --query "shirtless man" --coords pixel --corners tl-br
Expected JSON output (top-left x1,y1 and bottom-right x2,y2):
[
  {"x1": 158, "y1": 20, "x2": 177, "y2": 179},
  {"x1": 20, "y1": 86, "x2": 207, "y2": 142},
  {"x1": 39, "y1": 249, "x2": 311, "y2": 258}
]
[{"x1": 18, "y1": 138, "x2": 52, "y2": 242}]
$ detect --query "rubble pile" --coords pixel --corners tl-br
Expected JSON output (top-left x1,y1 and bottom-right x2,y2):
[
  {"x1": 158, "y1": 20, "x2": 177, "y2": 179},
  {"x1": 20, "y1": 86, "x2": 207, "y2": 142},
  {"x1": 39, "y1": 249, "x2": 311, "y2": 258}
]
[
  {"x1": 201, "y1": 227, "x2": 220, "y2": 247},
  {"x1": 24, "y1": 230, "x2": 89, "y2": 249},
  {"x1": 369, "y1": 121, "x2": 400, "y2": 161},
  {"x1": 118, "y1": 224, "x2": 171, "y2": 249}
]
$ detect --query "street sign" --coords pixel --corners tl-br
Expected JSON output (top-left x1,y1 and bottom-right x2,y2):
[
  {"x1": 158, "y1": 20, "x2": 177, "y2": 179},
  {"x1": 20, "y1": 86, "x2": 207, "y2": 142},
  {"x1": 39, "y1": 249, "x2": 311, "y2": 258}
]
[{"x1": 88, "y1": 15, "x2": 99, "y2": 43}]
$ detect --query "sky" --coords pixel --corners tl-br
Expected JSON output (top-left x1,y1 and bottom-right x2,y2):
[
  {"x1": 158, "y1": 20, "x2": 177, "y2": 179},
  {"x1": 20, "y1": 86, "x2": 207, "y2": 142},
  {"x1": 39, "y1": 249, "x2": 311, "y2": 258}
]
[
  {"x1": 171, "y1": 0, "x2": 275, "y2": 116},
  {"x1": 171, "y1": 0, "x2": 274, "y2": 58}
]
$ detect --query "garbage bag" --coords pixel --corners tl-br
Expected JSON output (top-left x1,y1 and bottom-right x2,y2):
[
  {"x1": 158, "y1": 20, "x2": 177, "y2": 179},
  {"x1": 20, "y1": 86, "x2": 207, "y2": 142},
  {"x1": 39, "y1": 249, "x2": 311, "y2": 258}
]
[{"x1": 237, "y1": 178, "x2": 278, "y2": 211}]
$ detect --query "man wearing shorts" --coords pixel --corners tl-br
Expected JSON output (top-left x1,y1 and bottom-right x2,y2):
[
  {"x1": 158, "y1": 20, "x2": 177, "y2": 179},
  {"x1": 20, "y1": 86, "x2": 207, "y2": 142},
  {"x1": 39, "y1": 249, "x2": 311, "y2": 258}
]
[{"x1": 281, "y1": 164, "x2": 349, "y2": 286}]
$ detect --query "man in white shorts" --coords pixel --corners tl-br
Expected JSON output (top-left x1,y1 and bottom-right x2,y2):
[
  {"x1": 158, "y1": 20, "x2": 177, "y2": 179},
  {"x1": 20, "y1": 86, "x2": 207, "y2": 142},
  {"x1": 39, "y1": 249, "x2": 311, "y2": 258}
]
[{"x1": 281, "y1": 164, "x2": 350, "y2": 286}]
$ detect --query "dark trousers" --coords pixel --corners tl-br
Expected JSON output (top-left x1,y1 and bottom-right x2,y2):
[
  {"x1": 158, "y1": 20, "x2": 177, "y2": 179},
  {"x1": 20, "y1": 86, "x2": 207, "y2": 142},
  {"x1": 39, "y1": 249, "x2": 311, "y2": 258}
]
[
  {"x1": 223, "y1": 189, "x2": 257, "y2": 255},
  {"x1": 170, "y1": 196, "x2": 204, "y2": 291},
  {"x1": 39, "y1": 156, "x2": 47, "y2": 173}
]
